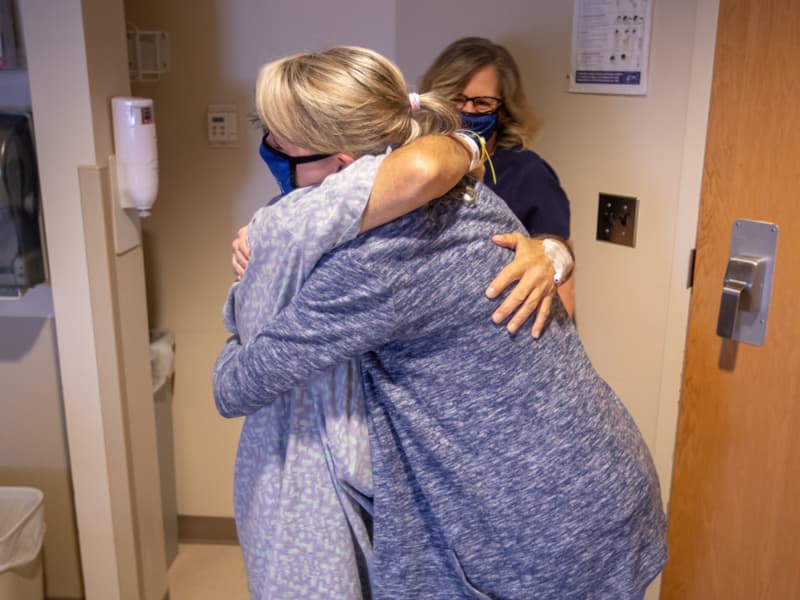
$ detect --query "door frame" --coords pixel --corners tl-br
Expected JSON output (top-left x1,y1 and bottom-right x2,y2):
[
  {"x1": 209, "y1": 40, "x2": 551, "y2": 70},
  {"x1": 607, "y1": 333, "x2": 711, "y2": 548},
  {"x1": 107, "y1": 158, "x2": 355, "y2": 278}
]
[{"x1": 652, "y1": 0, "x2": 720, "y2": 510}]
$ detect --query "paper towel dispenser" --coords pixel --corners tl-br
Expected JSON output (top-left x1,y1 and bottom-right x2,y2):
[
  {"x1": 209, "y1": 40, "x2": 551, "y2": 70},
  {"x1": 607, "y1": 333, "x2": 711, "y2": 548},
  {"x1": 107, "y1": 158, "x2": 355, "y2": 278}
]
[{"x1": 0, "y1": 111, "x2": 45, "y2": 296}]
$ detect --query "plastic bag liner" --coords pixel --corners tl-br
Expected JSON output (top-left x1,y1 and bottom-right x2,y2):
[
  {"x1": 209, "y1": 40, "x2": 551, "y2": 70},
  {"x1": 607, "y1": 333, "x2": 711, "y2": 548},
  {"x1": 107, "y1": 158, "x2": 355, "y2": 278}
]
[
  {"x1": 150, "y1": 329, "x2": 176, "y2": 394},
  {"x1": 0, "y1": 488, "x2": 45, "y2": 573}
]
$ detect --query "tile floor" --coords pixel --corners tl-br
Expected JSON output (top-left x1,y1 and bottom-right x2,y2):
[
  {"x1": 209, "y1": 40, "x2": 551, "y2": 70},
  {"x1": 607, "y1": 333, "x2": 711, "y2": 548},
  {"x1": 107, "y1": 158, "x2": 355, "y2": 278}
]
[
  {"x1": 168, "y1": 544, "x2": 249, "y2": 600},
  {"x1": 168, "y1": 543, "x2": 662, "y2": 600}
]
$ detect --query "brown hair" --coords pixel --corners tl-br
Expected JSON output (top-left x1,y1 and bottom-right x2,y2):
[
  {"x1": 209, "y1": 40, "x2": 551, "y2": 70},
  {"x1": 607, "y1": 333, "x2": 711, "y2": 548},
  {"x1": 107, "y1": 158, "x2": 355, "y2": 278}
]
[{"x1": 419, "y1": 37, "x2": 539, "y2": 149}]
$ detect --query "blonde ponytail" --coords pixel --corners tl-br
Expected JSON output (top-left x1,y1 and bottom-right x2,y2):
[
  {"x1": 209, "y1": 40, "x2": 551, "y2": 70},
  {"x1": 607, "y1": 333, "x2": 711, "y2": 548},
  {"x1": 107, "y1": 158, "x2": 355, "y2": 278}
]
[
  {"x1": 256, "y1": 46, "x2": 459, "y2": 157},
  {"x1": 403, "y1": 91, "x2": 460, "y2": 146}
]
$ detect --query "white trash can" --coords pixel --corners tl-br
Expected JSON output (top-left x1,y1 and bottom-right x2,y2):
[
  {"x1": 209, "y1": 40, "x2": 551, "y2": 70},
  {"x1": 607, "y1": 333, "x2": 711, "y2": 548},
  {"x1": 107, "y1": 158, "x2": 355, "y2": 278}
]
[
  {"x1": 150, "y1": 329, "x2": 178, "y2": 567},
  {"x1": 0, "y1": 487, "x2": 45, "y2": 600}
]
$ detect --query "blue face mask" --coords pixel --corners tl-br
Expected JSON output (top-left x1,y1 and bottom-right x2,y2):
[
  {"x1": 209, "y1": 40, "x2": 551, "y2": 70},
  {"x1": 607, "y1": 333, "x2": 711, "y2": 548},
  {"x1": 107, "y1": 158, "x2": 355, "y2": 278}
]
[
  {"x1": 259, "y1": 132, "x2": 332, "y2": 195},
  {"x1": 460, "y1": 112, "x2": 498, "y2": 140}
]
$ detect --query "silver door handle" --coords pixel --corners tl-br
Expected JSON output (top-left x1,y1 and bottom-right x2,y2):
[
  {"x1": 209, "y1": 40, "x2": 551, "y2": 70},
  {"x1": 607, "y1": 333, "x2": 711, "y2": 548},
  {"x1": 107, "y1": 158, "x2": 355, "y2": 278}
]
[
  {"x1": 717, "y1": 256, "x2": 764, "y2": 339},
  {"x1": 714, "y1": 220, "x2": 778, "y2": 346}
]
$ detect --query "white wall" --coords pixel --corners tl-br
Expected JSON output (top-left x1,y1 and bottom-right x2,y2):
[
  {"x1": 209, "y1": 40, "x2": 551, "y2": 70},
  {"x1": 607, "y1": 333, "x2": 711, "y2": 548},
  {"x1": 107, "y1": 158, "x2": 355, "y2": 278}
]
[
  {"x1": 0, "y1": 3, "x2": 83, "y2": 596},
  {"x1": 19, "y1": 0, "x2": 168, "y2": 597},
  {"x1": 19, "y1": 0, "x2": 137, "y2": 595},
  {"x1": 649, "y1": 3, "x2": 718, "y2": 537},
  {"x1": 396, "y1": 0, "x2": 714, "y2": 503},
  {"x1": 397, "y1": 8, "x2": 719, "y2": 596},
  {"x1": 125, "y1": 0, "x2": 714, "y2": 534},
  {"x1": 5, "y1": 2, "x2": 721, "y2": 598},
  {"x1": 124, "y1": 0, "x2": 397, "y2": 517}
]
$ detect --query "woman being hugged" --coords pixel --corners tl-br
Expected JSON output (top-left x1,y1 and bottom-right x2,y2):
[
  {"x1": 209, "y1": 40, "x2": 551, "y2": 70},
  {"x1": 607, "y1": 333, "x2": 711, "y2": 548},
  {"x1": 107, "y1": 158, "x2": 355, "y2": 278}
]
[
  {"x1": 223, "y1": 46, "x2": 569, "y2": 599},
  {"x1": 217, "y1": 45, "x2": 666, "y2": 600}
]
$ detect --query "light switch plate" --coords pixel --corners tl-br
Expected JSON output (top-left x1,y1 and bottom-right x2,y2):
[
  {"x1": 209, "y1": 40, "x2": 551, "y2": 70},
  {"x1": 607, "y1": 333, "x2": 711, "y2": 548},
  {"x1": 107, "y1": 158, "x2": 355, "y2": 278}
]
[{"x1": 597, "y1": 193, "x2": 637, "y2": 247}]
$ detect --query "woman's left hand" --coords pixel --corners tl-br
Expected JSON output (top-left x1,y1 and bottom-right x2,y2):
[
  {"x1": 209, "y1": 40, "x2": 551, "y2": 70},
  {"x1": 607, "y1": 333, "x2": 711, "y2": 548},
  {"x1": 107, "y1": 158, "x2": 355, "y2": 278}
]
[
  {"x1": 232, "y1": 226, "x2": 251, "y2": 280},
  {"x1": 485, "y1": 233, "x2": 557, "y2": 338}
]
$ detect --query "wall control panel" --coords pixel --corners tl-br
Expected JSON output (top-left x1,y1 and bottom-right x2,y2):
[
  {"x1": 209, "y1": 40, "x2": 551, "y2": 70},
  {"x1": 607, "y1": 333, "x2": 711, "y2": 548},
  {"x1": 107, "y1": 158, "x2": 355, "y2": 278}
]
[
  {"x1": 596, "y1": 193, "x2": 637, "y2": 247},
  {"x1": 207, "y1": 105, "x2": 239, "y2": 147}
]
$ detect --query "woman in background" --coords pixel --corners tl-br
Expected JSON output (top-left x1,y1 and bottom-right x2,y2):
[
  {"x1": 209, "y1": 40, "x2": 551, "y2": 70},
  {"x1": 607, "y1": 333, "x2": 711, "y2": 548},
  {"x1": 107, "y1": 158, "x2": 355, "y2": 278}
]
[{"x1": 420, "y1": 36, "x2": 577, "y2": 317}]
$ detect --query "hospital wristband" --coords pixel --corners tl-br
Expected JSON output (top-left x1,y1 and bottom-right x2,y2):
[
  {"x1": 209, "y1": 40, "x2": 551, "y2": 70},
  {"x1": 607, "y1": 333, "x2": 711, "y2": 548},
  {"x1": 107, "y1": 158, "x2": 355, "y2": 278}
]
[{"x1": 452, "y1": 131, "x2": 483, "y2": 172}]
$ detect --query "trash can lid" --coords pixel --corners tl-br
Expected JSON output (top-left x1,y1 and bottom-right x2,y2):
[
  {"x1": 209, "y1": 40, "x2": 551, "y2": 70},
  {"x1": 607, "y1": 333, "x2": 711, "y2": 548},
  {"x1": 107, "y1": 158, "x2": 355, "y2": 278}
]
[
  {"x1": 0, "y1": 487, "x2": 45, "y2": 573},
  {"x1": 150, "y1": 329, "x2": 176, "y2": 393},
  {"x1": 0, "y1": 487, "x2": 43, "y2": 537}
]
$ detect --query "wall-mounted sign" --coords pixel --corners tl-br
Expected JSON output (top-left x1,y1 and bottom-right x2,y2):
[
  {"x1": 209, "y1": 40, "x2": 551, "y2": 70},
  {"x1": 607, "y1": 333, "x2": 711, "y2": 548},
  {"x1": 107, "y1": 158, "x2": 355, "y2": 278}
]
[{"x1": 570, "y1": 0, "x2": 653, "y2": 95}]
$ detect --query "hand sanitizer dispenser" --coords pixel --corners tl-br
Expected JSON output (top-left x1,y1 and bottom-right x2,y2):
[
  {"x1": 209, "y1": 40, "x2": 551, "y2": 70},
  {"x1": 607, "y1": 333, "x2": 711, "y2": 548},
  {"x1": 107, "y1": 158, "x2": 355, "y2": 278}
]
[{"x1": 111, "y1": 97, "x2": 158, "y2": 217}]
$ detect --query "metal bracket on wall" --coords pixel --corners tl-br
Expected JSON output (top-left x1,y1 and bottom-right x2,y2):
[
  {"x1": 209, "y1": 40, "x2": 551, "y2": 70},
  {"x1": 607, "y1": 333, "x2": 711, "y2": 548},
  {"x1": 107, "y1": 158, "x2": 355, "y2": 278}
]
[
  {"x1": 596, "y1": 193, "x2": 637, "y2": 247},
  {"x1": 687, "y1": 248, "x2": 697, "y2": 289}
]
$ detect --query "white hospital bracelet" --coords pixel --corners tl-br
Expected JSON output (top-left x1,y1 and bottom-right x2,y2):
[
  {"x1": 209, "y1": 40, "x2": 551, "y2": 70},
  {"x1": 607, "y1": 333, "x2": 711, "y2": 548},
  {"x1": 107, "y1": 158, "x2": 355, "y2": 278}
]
[
  {"x1": 541, "y1": 238, "x2": 574, "y2": 285},
  {"x1": 452, "y1": 131, "x2": 482, "y2": 172}
]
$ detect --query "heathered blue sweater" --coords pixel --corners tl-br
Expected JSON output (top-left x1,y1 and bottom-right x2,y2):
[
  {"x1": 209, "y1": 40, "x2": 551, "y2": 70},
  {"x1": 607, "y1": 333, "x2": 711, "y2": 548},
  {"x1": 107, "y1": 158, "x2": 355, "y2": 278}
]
[{"x1": 214, "y1": 182, "x2": 667, "y2": 599}]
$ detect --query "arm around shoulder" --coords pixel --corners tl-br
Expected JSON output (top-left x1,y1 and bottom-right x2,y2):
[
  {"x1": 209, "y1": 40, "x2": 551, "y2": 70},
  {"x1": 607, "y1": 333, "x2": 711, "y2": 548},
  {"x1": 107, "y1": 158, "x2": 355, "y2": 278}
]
[
  {"x1": 213, "y1": 252, "x2": 399, "y2": 416},
  {"x1": 359, "y1": 135, "x2": 474, "y2": 232}
]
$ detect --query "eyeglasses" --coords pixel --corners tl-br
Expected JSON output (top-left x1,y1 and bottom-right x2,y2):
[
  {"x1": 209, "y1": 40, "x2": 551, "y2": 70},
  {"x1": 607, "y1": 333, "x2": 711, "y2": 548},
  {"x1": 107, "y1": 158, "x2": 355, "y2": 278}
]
[{"x1": 451, "y1": 94, "x2": 503, "y2": 114}]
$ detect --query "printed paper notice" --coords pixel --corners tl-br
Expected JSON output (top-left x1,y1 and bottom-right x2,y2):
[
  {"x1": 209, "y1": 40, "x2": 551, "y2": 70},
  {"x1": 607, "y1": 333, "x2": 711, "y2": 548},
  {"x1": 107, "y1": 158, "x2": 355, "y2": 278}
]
[{"x1": 570, "y1": 0, "x2": 653, "y2": 95}]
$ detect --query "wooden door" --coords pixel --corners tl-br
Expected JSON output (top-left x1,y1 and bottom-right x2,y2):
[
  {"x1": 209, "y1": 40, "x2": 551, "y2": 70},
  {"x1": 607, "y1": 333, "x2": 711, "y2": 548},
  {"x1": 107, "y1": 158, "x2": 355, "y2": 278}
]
[{"x1": 661, "y1": 0, "x2": 800, "y2": 598}]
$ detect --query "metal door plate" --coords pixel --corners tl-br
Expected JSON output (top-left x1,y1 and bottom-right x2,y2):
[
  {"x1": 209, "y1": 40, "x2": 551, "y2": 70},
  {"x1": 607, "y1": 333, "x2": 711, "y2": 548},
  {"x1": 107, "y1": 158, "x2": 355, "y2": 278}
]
[{"x1": 723, "y1": 219, "x2": 778, "y2": 346}]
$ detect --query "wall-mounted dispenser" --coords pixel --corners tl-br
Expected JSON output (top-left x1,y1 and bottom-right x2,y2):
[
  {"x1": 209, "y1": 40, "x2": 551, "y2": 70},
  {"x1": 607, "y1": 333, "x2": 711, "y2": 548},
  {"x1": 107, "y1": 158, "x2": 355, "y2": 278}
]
[
  {"x1": 0, "y1": 111, "x2": 44, "y2": 297},
  {"x1": 111, "y1": 97, "x2": 158, "y2": 218}
]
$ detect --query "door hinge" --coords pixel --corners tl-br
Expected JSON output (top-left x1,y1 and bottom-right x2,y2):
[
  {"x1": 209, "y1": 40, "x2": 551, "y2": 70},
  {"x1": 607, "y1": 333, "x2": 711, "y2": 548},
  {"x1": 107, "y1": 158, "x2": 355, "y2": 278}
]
[{"x1": 687, "y1": 248, "x2": 696, "y2": 289}]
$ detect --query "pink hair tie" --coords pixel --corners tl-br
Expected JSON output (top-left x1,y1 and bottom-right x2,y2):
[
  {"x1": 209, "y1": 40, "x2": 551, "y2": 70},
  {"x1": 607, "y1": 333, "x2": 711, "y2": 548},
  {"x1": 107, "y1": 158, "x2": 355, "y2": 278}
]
[{"x1": 408, "y1": 92, "x2": 421, "y2": 112}]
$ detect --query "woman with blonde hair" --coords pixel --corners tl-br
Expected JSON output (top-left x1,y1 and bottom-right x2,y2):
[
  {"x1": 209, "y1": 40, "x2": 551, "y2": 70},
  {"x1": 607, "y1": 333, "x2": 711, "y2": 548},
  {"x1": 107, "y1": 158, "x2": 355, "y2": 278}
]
[
  {"x1": 217, "y1": 45, "x2": 666, "y2": 600},
  {"x1": 222, "y1": 46, "x2": 573, "y2": 599},
  {"x1": 420, "y1": 36, "x2": 577, "y2": 316}
]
